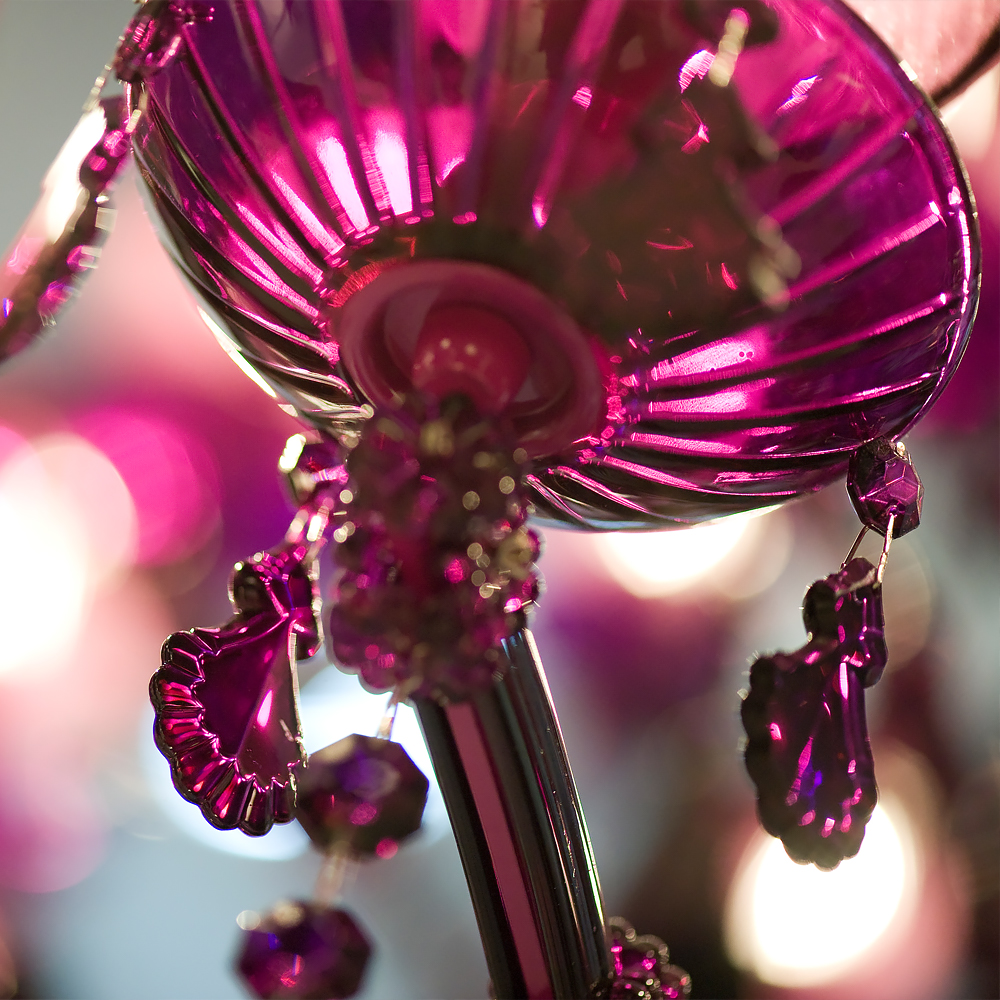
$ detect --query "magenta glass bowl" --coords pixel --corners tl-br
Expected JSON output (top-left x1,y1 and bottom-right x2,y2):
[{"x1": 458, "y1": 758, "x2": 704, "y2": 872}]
[{"x1": 126, "y1": 0, "x2": 979, "y2": 529}]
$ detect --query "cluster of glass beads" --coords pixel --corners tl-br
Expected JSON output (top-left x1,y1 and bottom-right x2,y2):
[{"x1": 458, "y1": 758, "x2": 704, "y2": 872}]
[
  {"x1": 329, "y1": 393, "x2": 541, "y2": 700},
  {"x1": 605, "y1": 918, "x2": 691, "y2": 1000}
]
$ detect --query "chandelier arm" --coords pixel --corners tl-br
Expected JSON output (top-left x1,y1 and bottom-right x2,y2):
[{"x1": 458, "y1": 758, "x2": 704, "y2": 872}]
[{"x1": 416, "y1": 629, "x2": 610, "y2": 1000}]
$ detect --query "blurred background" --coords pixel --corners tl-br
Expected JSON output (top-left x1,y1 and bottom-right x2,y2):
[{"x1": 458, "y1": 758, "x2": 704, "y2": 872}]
[{"x1": 0, "y1": 2, "x2": 996, "y2": 998}]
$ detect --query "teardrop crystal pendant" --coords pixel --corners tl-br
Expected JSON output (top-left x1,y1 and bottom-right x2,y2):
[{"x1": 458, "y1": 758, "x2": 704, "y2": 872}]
[
  {"x1": 741, "y1": 556, "x2": 884, "y2": 869},
  {"x1": 741, "y1": 435, "x2": 924, "y2": 869}
]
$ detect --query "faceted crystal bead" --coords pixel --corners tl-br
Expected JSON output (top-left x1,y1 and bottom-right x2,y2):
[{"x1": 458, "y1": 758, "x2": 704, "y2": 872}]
[
  {"x1": 279, "y1": 433, "x2": 348, "y2": 506},
  {"x1": 296, "y1": 736, "x2": 429, "y2": 856},
  {"x1": 236, "y1": 901, "x2": 370, "y2": 1000},
  {"x1": 848, "y1": 438, "x2": 922, "y2": 538}
]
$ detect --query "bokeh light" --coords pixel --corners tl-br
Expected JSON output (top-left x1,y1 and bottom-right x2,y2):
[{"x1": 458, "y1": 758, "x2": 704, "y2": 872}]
[
  {"x1": 76, "y1": 408, "x2": 220, "y2": 566},
  {"x1": 0, "y1": 432, "x2": 135, "y2": 676},
  {"x1": 593, "y1": 508, "x2": 786, "y2": 599},
  {"x1": 724, "y1": 798, "x2": 919, "y2": 988}
]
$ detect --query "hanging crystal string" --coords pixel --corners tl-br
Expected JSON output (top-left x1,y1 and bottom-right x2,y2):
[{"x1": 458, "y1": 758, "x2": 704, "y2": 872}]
[
  {"x1": 310, "y1": 682, "x2": 406, "y2": 914},
  {"x1": 376, "y1": 690, "x2": 402, "y2": 742},
  {"x1": 741, "y1": 437, "x2": 922, "y2": 870},
  {"x1": 0, "y1": 0, "x2": 215, "y2": 359},
  {"x1": 876, "y1": 512, "x2": 896, "y2": 585},
  {"x1": 841, "y1": 512, "x2": 896, "y2": 583},
  {"x1": 312, "y1": 842, "x2": 356, "y2": 910}
]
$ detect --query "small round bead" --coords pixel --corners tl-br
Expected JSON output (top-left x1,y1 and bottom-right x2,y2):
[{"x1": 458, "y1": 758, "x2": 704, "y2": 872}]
[
  {"x1": 295, "y1": 735, "x2": 429, "y2": 856},
  {"x1": 235, "y1": 901, "x2": 371, "y2": 1000}
]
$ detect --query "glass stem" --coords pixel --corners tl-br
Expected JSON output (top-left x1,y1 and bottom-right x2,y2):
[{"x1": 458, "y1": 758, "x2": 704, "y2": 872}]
[{"x1": 415, "y1": 629, "x2": 609, "y2": 999}]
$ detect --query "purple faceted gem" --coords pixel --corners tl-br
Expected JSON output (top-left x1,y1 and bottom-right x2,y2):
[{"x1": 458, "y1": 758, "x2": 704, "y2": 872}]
[
  {"x1": 848, "y1": 438, "x2": 923, "y2": 538},
  {"x1": 236, "y1": 901, "x2": 371, "y2": 1000},
  {"x1": 280, "y1": 433, "x2": 348, "y2": 507},
  {"x1": 296, "y1": 736, "x2": 429, "y2": 857},
  {"x1": 741, "y1": 558, "x2": 886, "y2": 869},
  {"x1": 151, "y1": 543, "x2": 322, "y2": 835},
  {"x1": 606, "y1": 918, "x2": 690, "y2": 1000}
]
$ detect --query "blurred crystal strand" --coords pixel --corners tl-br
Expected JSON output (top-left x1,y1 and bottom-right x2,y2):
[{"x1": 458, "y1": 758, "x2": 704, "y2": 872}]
[
  {"x1": 112, "y1": 0, "x2": 214, "y2": 84},
  {"x1": 0, "y1": 96, "x2": 136, "y2": 359},
  {"x1": 0, "y1": 0, "x2": 213, "y2": 361}
]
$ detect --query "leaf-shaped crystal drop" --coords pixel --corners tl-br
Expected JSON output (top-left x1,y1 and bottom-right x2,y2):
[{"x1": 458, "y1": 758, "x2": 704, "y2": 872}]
[
  {"x1": 741, "y1": 558, "x2": 886, "y2": 869},
  {"x1": 151, "y1": 543, "x2": 320, "y2": 835}
]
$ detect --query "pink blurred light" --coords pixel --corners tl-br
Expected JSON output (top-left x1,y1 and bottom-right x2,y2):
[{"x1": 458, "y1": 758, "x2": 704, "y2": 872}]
[
  {"x1": 679, "y1": 49, "x2": 713, "y2": 92},
  {"x1": 317, "y1": 135, "x2": 370, "y2": 232},
  {"x1": 369, "y1": 110, "x2": 413, "y2": 217},
  {"x1": 350, "y1": 802, "x2": 378, "y2": 826},
  {"x1": 0, "y1": 762, "x2": 105, "y2": 893},
  {"x1": 0, "y1": 426, "x2": 26, "y2": 467},
  {"x1": 256, "y1": 690, "x2": 274, "y2": 728},
  {"x1": 428, "y1": 106, "x2": 472, "y2": 187},
  {"x1": 777, "y1": 75, "x2": 821, "y2": 115},
  {"x1": 376, "y1": 838, "x2": 398, "y2": 859},
  {"x1": 0, "y1": 575, "x2": 171, "y2": 892},
  {"x1": 75, "y1": 408, "x2": 220, "y2": 566}
]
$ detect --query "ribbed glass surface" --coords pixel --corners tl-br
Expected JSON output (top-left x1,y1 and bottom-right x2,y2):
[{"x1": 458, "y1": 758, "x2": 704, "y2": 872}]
[{"x1": 129, "y1": 0, "x2": 979, "y2": 528}]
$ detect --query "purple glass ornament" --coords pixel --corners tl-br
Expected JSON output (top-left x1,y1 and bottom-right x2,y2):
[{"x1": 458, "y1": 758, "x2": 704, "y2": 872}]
[
  {"x1": 848, "y1": 437, "x2": 923, "y2": 537},
  {"x1": 741, "y1": 557, "x2": 887, "y2": 869},
  {"x1": 606, "y1": 918, "x2": 691, "y2": 1000},
  {"x1": 150, "y1": 542, "x2": 321, "y2": 834},
  {"x1": 0, "y1": 97, "x2": 132, "y2": 359},
  {"x1": 236, "y1": 901, "x2": 371, "y2": 1000},
  {"x1": 125, "y1": 0, "x2": 978, "y2": 528},
  {"x1": 295, "y1": 735, "x2": 429, "y2": 857}
]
